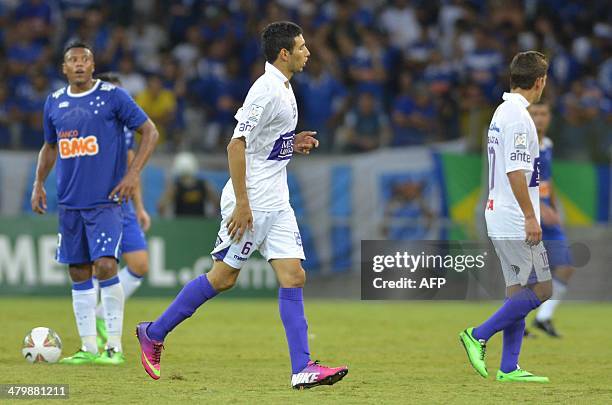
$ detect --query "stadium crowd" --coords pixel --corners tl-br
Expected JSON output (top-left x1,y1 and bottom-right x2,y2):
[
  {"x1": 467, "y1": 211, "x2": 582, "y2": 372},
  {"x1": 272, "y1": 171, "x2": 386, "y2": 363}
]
[{"x1": 0, "y1": 0, "x2": 609, "y2": 162}]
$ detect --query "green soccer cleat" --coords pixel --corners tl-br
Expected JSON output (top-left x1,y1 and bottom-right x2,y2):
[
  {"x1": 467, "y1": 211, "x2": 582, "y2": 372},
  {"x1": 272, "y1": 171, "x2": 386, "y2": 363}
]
[
  {"x1": 94, "y1": 348, "x2": 125, "y2": 365},
  {"x1": 96, "y1": 318, "x2": 108, "y2": 350},
  {"x1": 496, "y1": 368, "x2": 549, "y2": 383},
  {"x1": 459, "y1": 327, "x2": 488, "y2": 378},
  {"x1": 59, "y1": 349, "x2": 98, "y2": 365}
]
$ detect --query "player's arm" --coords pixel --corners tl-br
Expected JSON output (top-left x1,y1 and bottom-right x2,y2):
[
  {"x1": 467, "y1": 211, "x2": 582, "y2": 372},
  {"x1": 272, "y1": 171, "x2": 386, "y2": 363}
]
[
  {"x1": 32, "y1": 96, "x2": 57, "y2": 214},
  {"x1": 507, "y1": 170, "x2": 541, "y2": 245},
  {"x1": 111, "y1": 119, "x2": 158, "y2": 202},
  {"x1": 110, "y1": 87, "x2": 159, "y2": 202},
  {"x1": 226, "y1": 136, "x2": 253, "y2": 241},
  {"x1": 31, "y1": 142, "x2": 57, "y2": 214},
  {"x1": 504, "y1": 121, "x2": 541, "y2": 245},
  {"x1": 128, "y1": 149, "x2": 151, "y2": 231}
]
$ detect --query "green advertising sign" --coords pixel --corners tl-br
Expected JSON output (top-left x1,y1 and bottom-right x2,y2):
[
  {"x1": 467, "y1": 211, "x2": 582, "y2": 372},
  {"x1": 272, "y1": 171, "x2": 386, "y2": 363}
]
[{"x1": 0, "y1": 216, "x2": 276, "y2": 297}]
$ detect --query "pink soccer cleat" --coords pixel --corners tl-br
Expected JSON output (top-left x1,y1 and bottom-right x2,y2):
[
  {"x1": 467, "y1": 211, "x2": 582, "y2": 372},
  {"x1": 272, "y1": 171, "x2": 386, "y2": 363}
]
[
  {"x1": 291, "y1": 360, "x2": 349, "y2": 390},
  {"x1": 135, "y1": 322, "x2": 164, "y2": 380}
]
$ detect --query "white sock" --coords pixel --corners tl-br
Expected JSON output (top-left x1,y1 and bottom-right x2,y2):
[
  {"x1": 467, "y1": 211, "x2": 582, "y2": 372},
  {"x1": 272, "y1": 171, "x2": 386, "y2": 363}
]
[
  {"x1": 93, "y1": 277, "x2": 104, "y2": 319},
  {"x1": 536, "y1": 278, "x2": 568, "y2": 322},
  {"x1": 118, "y1": 266, "x2": 143, "y2": 299},
  {"x1": 96, "y1": 267, "x2": 143, "y2": 319},
  {"x1": 100, "y1": 276, "x2": 124, "y2": 352},
  {"x1": 71, "y1": 279, "x2": 97, "y2": 354}
]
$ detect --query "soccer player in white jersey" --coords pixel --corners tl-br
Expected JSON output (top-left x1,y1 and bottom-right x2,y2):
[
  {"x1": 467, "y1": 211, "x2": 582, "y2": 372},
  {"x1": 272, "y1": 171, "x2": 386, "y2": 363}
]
[
  {"x1": 136, "y1": 21, "x2": 348, "y2": 389},
  {"x1": 459, "y1": 51, "x2": 553, "y2": 383}
]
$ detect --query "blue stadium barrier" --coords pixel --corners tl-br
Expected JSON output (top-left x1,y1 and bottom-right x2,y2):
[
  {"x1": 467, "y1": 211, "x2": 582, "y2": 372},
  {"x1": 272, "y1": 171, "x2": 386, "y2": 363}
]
[{"x1": 330, "y1": 165, "x2": 352, "y2": 272}]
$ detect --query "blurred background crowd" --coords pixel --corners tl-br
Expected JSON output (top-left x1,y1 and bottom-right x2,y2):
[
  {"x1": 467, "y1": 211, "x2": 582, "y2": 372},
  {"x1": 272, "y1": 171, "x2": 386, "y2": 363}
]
[{"x1": 0, "y1": 0, "x2": 609, "y2": 162}]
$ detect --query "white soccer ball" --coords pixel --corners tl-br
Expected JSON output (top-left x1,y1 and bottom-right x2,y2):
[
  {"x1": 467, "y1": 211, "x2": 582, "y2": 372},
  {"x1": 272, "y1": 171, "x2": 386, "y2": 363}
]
[{"x1": 22, "y1": 327, "x2": 62, "y2": 363}]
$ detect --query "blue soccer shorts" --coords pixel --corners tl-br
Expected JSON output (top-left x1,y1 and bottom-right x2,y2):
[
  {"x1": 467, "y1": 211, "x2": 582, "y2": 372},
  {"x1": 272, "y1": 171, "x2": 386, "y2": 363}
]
[
  {"x1": 542, "y1": 223, "x2": 573, "y2": 268},
  {"x1": 120, "y1": 203, "x2": 147, "y2": 254},
  {"x1": 56, "y1": 205, "x2": 123, "y2": 264}
]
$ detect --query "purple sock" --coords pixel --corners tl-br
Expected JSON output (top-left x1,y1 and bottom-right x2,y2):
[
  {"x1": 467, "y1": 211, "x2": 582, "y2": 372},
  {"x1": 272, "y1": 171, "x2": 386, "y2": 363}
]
[
  {"x1": 148, "y1": 274, "x2": 218, "y2": 341},
  {"x1": 500, "y1": 318, "x2": 525, "y2": 373},
  {"x1": 472, "y1": 288, "x2": 540, "y2": 341},
  {"x1": 279, "y1": 288, "x2": 311, "y2": 374}
]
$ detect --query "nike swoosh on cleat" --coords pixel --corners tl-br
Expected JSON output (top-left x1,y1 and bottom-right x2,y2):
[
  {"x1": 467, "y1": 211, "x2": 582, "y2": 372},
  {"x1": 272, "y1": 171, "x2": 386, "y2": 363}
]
[{"x1": 141, "y1": 352, "x2": 160, "y2": 378}]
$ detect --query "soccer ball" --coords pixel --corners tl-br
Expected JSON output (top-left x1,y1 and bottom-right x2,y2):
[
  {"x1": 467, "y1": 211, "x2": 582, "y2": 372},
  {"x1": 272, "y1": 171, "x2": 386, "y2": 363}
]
[{"x1": 22, "y1": 327, "x2": 62, "y2": 363}]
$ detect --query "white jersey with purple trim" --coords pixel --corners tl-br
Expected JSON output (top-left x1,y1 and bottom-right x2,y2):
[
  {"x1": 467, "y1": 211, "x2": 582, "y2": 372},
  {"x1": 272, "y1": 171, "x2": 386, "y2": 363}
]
[
  {"x1": 485, "y1": 92, "x2": 540, "y2": 239},
  {"x1": 221, "y1": 62, "x2": 298, "y2": 211}
]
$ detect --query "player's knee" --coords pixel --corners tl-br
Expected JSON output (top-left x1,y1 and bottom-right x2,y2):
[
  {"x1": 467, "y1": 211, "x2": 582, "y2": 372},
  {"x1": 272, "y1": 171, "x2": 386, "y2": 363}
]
[
  {"x1": 210, "y1": 273, "x2": 237, "y2": 292},
  {"x1": 280, "y1": 268, "x2": 306, "y2": 288},
  {"x1": 130, "y1": 259, "x2": 149, "y2": 276},
  {"x1": 68, "y1": 266, "x2": 92, "y2": 282},
  {"x1": 208, "y1": 263, "x2": 239, "y2": 292},
  {"x1": 95, "y1": 258, "x2": 118, "y2": 280},
  {"x1": 533, "y1": 282, "x2": 552, "y2": 302}
]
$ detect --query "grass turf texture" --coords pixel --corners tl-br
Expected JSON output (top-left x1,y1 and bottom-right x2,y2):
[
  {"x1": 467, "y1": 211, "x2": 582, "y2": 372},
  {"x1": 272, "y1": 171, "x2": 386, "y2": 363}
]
[{"x1": 1, "y1": 298, "x2": 611, "y2": 404}]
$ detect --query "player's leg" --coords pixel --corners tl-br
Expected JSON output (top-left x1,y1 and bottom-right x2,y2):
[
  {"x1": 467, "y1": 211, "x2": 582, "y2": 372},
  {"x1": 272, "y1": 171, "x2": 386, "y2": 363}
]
[
  {"x1": 117, "y1": 207, "x2": 149, "y2": 299},
  {"x1": 263, "y1": 209, "x2": 347, "y2": 389},
  {"x1": 82, "y1": 205, "x2": 126, "y2": 364},
  {"x1": 148, "y1": 260, "x2": 237, "y2": 341},
  {"x1": 136, "y1": 259, "x2": 238, "y2": 380},
  {"x1": 56, "y1": 207, "x2": 99, "y2": 364},
  {"x1": 460, "y1": 240, "x2": 551, "y2": 379},
  {"x1": 95, "y1": 206, "x2": 148, "y2": 346},
  {"x1": 60, "y1": 263, "x2": 101, "y2": 364},
  {"x1": 270, "y1": 259, "x2": 348, "y2": 389},
  {"x1": 534, "y1": 235, "x2": 574, "y2": 336},
  {"x1": 494, "y1": 242, "x2": 552, "y2": 383},
  {"x1": 135, "y1": 210, "x2": 264, "y2": 380}
]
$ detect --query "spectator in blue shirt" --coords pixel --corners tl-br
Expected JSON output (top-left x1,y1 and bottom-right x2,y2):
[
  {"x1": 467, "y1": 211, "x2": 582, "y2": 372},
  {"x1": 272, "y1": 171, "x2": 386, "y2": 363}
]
[
  {"x1": 295, "y1": 57, "x2": 348, "y2": 151},
  {"x1": 391, "y1": 78, "x2": 437, "y2": 146}
]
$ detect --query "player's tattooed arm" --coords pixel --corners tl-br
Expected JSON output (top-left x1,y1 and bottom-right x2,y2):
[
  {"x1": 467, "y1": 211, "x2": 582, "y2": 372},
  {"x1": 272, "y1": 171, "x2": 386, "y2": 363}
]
[
  {"x1": 507, "y1": 170, "x2": 542, "y2": 246},
  {"x1": 31, "y1": 142, "x2": 57, "y2": 214},
  {"x1": 127, "y1": 149, "x2": 151, "y2": 231},
  {"x1": 226, "y1": 137, "x2": 253, "y2": 241},
  {"x1": 110, "y1": 119, "x2": 159, "y2": 202}
]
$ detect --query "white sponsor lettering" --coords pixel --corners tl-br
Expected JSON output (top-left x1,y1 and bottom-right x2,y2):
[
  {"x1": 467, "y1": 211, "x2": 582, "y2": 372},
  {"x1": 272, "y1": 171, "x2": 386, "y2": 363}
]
[{"x1": 291, "y1": 372, "x2": 320, "y2": 386}]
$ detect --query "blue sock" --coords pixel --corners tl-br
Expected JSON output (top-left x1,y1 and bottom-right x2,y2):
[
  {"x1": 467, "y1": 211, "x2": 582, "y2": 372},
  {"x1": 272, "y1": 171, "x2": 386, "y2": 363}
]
[
  {"x1": 279, "y1": 288, "x2": 311, "y2": 374},
  {"x1": 148, "y1": 274, "x2": 218, "y2": 341},
  {"x1": 473, "y1": 288, "x2": 540, "y2": 341},
  {"x1": 500, "y1": 318, "x2": 525, "y2": 373}
]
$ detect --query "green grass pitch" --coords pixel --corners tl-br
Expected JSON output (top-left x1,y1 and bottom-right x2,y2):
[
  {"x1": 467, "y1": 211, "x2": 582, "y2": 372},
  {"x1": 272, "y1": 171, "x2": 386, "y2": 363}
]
[{"x1": 1, "y1": 297, "x2": 612, "y2": 404}]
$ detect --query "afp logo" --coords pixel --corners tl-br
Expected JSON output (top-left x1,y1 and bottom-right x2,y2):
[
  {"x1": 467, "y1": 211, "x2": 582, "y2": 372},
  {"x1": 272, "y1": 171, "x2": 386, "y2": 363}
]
[{"x1": 59, "y1": 135, "x2": 99, "y2": 159}]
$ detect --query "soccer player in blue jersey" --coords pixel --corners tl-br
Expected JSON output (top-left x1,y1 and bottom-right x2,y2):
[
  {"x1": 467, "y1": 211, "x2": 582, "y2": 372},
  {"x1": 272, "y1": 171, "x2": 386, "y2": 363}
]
[
  {"x1": 30, "y1": 43, "x2": 159, "y2": 365},
  {"x1": 459, "y1": 51, "x2": 552, "y2": 383},
  {"x1": 92, "y1": 72, "x2": 152, "y2": 349},
  {"x1": 527, "y1": 100, "x2": 575, "y2": 337}
]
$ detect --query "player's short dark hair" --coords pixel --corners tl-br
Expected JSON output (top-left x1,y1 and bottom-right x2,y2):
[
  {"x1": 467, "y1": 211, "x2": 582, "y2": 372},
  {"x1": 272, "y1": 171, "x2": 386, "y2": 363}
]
[
  {"x1": 96, "y1": 72, "x2": 121, "y2": 85},
  {"x1": 261, "y1": 21, "x2": 303, "y2": 63},
  {"x1": 509, "y1": 51, "x2": 548, "y2": 90},
  {"x1": 63, "y1": 41, "x2": 94, "y2": 58}
]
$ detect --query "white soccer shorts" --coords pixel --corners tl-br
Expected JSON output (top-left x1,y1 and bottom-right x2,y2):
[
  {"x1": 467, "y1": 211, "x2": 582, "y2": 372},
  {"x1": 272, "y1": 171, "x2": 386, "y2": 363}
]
[{"x1": 210, "y1": 207, "x2": 305, "y2": 269}]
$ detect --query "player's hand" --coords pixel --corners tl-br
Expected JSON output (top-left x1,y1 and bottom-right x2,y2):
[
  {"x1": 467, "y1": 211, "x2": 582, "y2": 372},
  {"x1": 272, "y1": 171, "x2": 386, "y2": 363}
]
[
  {"x1": 294, "y1": 131, "x2": 319, "y2": 155},
  {"x1": 31, "y1": 183, "x2": 47, "y2": 214},
  {"x1": 136, "y1": 208, "x2": 151, "y2": 232},
  {"x1": 109, "y1": 171, "x2": 139, "y2": 203},
  {"x1": 525, "y1": 216, "x2": 542, "y2": 246},
  {"x1": 540, "y1": 204, "x2": 560, "y2": 226},
  {"x1": 226, "y1": 201, "x2": 253, "y2": 242}
]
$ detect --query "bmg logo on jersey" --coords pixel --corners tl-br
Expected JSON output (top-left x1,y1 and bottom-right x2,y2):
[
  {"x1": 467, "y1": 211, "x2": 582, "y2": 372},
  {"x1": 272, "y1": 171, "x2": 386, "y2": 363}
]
[{"x1": 59, "y1": 135, "x2": 99, "y2": 159}]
